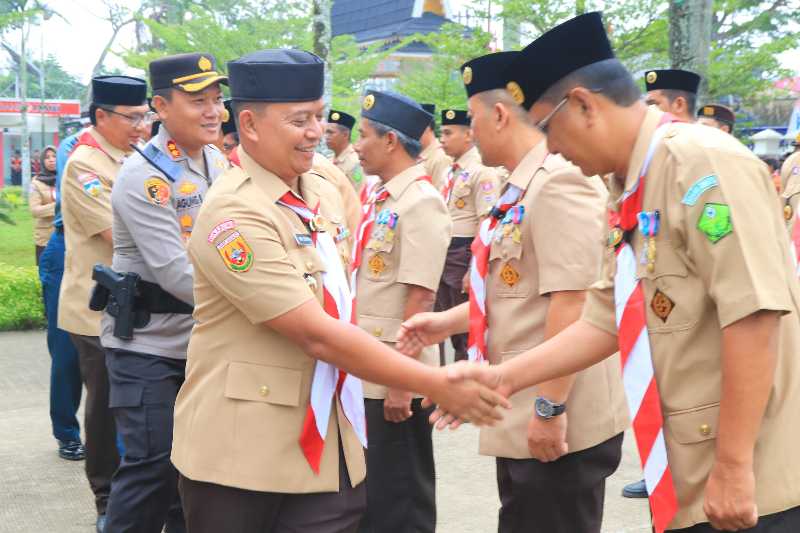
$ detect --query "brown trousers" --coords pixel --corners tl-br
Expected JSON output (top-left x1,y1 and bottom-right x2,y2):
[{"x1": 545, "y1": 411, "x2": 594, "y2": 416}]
[
  {"x1": 434, "y1": 238, "x2": 472, "y2": 363},
  {"x1": 69, "y1": 334, "x2": 120, "y2": 514},
  {"x1": 496, "y1": 432, "x2": 624, "y2": 533},
  {"x1": 179, "y1": 447, "x2": 365, "y2": 533},
  {"x1": 668, "y1": 506, "x2": 800, "y2": 533}
]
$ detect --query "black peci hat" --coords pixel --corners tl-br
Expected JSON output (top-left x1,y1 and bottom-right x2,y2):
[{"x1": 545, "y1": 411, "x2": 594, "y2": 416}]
[
  {"x1": 92, "y1": 76, "x2": 148, "y2": 106},
  {"x1": 361, "y1": 91, "x2": 432, "y2": 141},
  {"x1": 328, "y1": 109, "x2": 356, "y2": 130},
  {"x1": 644, "y1": 69, "x2": 700, "y2": 94},
  {"x1": 505, "y1": 12, "x2": 614, "y2": 110},
  {"x1": 221, "y1": 99, "x2": 237, "y2": 136},
  {"x1": 149, "y1": 53, "x2": 227, "y2": 93},
  {"x1": 460, "y1": 52, "x2": 519, "y2": 98},
  {"x1": 441, "y1": 109, "x2": 470, "y2": 126},
  {"x1": 228, "y1": 49, "x2": 324, "y2": 102},
  {"x1": 698, "y1": 104, "x2": 735, "y2": 126}
]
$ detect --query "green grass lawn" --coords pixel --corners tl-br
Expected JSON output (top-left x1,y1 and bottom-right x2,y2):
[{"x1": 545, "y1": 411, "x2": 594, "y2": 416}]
[{"x1": 0, "y1": 205, "x2": 36, "y2": 268}]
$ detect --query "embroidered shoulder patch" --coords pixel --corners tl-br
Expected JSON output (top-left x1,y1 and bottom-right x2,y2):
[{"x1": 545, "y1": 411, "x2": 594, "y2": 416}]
[
  {"x1": 144, "y1": 177, "x2": 171, "y2": 206},
  {"x1": 682, "y1": 175, "x2": 718, "y2": 206},
  {"x1": 216, "y1": 230, "x2": 253, "y2": 272},
  {"x1": 697, "y1": 202, "x2": 732, "y2": 243},
  {"x1": 78, "y1": 174, "x2": 102, "y2": 197},
  {"x1": 207, "y1": 219, "x2": 236, "y2": 243}
]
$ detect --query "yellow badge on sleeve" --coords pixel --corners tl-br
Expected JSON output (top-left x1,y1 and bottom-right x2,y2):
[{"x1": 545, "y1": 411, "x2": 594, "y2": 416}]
[
  {"x1": 216, "y1": 230, "x2": 253, "y2": 272},
  {"x1": 144, "y1": 178, "x2": 171, "y2": 206}
]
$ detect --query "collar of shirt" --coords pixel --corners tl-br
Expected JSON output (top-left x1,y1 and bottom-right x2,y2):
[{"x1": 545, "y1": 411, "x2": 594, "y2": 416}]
[
  {"x1": 383, "y1": 163, "x2": 429, "y2": 199},
  {"x1": 238, "y1": 145, "x2": 321, "y2": 206},
  {"x1": 454, "y1": 145, "x2": 481, "y2": 170},
  {"x1": 335, "y1": 144, "x2": 356, "y2": 165},
  {"x1": 418, "y1": 138, "x2": 442, "y2": 162},
  {"x1": 611, "y1": 106, "x2": 665, "y2": 205},
  {"x1": 88, "y1": 126, "x2": 130, "y2": 164},
  {"x1": 506, "y1": 139, "x2": 549, "y2": 191},
  {"x1": 155, "y1": 125, "x2": 211, "y2": 179}
]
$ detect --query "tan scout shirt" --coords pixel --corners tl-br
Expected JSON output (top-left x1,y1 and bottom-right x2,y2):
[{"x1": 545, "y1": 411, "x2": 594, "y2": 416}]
[
  {"x1": 418, "y1": 138, "x2": 453, "y2": 190},
  {"x1": 333, "y1": 144, "x2": 362, "y2": 191},
  {"x1": 312, "y1": 152, "x2": 362, "y2": 245},
  {"x1": 446, "y1": 146, "x2": 500, "y2": 238},
  {"x1": 779, "y1": 150, "x2": 800, "y2": 191},
  {"x1": 479, "y1": 142, "x2": 629, "y2": 459},
  {"x1": 581, "y1": 107, "x2": 800, "y2": 529},
  {"x1": 781, "y1": 151, "x2": 800, "y2": 237},
  {"x1": 356, "y1": 164, "x2": 452, "y2": 399},
  {"x1": 172, "y1": 147, "x2": 363, "y2": 494},
  {"x1": 29, "y1": 177, "x2": 56, "y2": 246},
  {"x1": 58, "y1": 127, "x2": 128, "y2": 336}
]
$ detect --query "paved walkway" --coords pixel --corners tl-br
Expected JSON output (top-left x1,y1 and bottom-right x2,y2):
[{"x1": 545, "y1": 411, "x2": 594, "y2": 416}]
[{"x1": 0, "y1": 330, "x2": 651, "y2": 532}]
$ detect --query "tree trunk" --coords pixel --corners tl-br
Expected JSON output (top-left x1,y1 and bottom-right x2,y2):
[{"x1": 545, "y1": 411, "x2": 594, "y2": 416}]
[
  {"x1": 669, "y1": 0, "x2": 712, "y2": 98},
  {"x1": 312, "y1": 0, "x2": 332, "y2": 108}
]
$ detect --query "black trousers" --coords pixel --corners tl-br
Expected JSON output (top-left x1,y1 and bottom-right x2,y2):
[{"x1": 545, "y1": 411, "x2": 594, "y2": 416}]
[
  {"x1": 359, "y1": 398, "x2": 436, "y2": 533},
  {"x1": 496, "y1": 432, "x2": 624, "y2": 533},
  {"x1": 104, "y1": 348, "x2": 186, "y2": 533},
  {"x1": 668, "y1": 506, "x2": 800, "y2": 533},
  {"x1": 69, "y1": 334, "x2": 119, "y2": 515},
  {"x1": 179, "y1": 446, "x2": 365, "y2": 533},
  {"x1": 435, "y1": 239, "x2": 471, "y2": 363}
]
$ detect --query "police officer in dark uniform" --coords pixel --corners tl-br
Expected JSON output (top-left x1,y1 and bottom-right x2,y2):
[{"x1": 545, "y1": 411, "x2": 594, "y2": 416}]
[{"x1": 98, "y1": 52, "x2": 228, "y2": 533}]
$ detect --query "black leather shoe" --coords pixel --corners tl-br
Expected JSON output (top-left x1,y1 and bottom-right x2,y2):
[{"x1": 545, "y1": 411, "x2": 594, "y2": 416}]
[
  {"x1": 622, "y1": 479, "x2": 648, "y2": 498},
  {"x1": 57, "y1": 440, "x2": 85, "y2": 461},
  {"x1": 96, "y1": 514, "x2": 106, "y2": 533}
]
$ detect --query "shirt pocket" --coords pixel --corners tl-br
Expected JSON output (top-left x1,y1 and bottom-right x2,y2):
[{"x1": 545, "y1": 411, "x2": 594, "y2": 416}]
[
  {"x1": 665, "y1": 402, "x2": 719, "y2": 445},
  {"x1": 223, "y1": 361, "x2": 303, "y2": 407},
  {"x1": 364, "y1": 233, "x2": 395, "y2": 282},
  {"x1": 452, "y1": 184, "x2": 472, "y2": 207},
  {"x1": 357, "y1": 314, "x2": 402, "y2": 343},
  {"x1": 636, "y1": 240, "x2": 700, "y2": 332},
  {"x1": 488, "y1": 237, "x2": 530, "y2": 298}
]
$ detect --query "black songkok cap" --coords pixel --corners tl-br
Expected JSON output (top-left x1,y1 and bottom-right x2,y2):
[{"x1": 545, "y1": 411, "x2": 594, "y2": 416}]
[
  {"x1": 460, "y1": 52, "x2": 519, "y2": 98},
  {"x1": 644, "y1": 69, "x2": 701, "y2": 94},
  {"x1": 698, "y1": 104, "x2": 735, "y2": 126},
  {"x1": 328, "y1": 109, "x2": 356, "y2": 130},
  {"x1": 221, "y1": 99, "x2": 237, "y2": 135},
  {"x1": 228, "y1": 49, "x2": 323, "y2": 102},
  {"x1": 505, "y1": 12, "x2": 614, "y2": 110},
  {"x1": 361, "y1": 91, "x2": 432, "y2": 141},
  {"x1": 149, "y1": 53, "x2": 227, "y2": 92},
  {"x1": 92, "y1": 75, "x2": 147, "y2": 106},
  {"x1": 441, "y1": 109, "x2": 470, "y2": 126},
  {"x1": 421, "y1": 103, "x2": 436, "y2": 115}
]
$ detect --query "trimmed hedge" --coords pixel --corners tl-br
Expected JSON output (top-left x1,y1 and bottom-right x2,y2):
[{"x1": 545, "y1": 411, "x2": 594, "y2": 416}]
[{"x1": 0, "y1": 262, "x2": 45, "y2": 331}]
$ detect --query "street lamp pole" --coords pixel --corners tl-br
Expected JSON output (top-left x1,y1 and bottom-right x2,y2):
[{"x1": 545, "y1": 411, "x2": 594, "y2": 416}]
[
  {"x1": 20, "y1": 17, "x2": 31, "y2": 195},
  {"x1": 40, "y1": 22, "x2": 45, "y2": 144}
]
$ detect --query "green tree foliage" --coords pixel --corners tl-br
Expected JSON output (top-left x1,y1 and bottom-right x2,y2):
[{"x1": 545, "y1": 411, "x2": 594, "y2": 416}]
[
  {"x1": 396, "y1": 24, "x2": 493, "y2": 113},
  {"x1": 0, "y1": 55, "x2": 86, "y2": 99}
]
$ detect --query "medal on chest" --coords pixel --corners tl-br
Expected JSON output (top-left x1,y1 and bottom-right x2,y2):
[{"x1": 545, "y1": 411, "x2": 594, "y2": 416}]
[{"x1": 637, "y1": 210, "x2": 660, "y2": 273}]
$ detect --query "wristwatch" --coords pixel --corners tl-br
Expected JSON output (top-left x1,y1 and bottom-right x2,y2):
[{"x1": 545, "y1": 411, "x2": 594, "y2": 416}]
[{"x1": 534, "y1": 397, "x2": 566, "y2": 419}]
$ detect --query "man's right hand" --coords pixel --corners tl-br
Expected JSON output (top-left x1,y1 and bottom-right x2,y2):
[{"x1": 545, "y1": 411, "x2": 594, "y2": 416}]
[{"x1": 397, "y1": 311, "x2": 452, "y2": 356}]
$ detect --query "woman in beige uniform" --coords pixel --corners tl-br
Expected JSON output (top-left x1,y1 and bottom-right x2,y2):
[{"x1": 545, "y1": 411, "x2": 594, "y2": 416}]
[{"x1": 29, "y1": 145, "x2": 58, "y2": 264}]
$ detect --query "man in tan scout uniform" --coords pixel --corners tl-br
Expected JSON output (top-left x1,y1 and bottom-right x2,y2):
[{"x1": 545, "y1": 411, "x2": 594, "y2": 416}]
[
  {"x1": 432, "y1": 13, "x2": 800, "y2": 532},
  {"x1": 172, "y1": 50, "x2": 507, "y2": 533},
  {"x1": 436, "y1": 107, "x2": 499, "y2": 362},
  {"x1": 418, "y1": 103, "x2": 452, "y2": 189},
  {"x1": 644, "y1": 69, "x2": 700, "y2": 123},
  {"x1": 399, "y1": 51, "x2": 628, "y2": 533},
  {"x1": 312, "y1": 151, "x2": 362, "y2": 244},
  {"x1": 781, "y1": 133, "x2": 800, "y2": 191},
  {"x1": 352, "y1": 90, "x2": 451, "y2": 533},
  {"x1": 325, "y1": 109, "x2": 363, "y2": 191},
  {"x1": 58, "y1": 75, "x2": 149, "y2": 532}
]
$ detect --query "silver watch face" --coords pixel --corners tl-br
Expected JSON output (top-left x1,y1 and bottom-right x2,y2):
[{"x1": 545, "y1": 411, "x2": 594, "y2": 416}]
[{"x1": 536, "y1": 398, "x2": 553, "y2": 418}]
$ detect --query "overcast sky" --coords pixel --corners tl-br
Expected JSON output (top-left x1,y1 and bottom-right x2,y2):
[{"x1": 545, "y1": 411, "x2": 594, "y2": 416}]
[{"x1": 2, "y1": 0, "x2": 799, "y2": 85}]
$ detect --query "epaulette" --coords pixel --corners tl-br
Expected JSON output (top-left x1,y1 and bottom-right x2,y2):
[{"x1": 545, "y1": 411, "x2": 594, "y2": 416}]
[{"x1": 130, "y1": 142, "x2": 183, "y2": 183}]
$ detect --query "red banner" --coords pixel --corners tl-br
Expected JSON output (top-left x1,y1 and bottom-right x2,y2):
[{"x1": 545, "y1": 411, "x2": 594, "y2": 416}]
[{"x1": 0, "y1": 99, "x2": 81, "y2": 116}]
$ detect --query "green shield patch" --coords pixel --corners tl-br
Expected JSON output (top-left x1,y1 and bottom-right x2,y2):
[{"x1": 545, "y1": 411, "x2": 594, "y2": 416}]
[{"x1": 697, "y1": 203, "x2": 733, "y2": 243}]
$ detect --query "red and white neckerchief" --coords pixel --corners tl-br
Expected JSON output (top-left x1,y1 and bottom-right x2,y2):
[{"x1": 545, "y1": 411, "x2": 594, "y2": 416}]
[
  {"x1": 613, "y1": 114, "x2": 678, "y2": 533},
  {"x1": 71, "y1": 129, "x2": 109, "y2": 158},
  {"x1": 466, "y1": 151, "x2": 548, "y2": 362},
  {"x1": 440, "y1": 163, "x2": 466, "y2": 203},
  {"x1": 359, "y1": 175, "x2": 382, "y2": 205},
  {"x1": 277, "y1": 190, "x2": 367, "y2": 474}
]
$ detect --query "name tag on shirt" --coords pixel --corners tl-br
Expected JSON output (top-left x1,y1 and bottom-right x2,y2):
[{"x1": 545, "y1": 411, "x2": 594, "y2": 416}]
[{"x1": 295, "y1": 234, "x2": 313, "y2": 247}]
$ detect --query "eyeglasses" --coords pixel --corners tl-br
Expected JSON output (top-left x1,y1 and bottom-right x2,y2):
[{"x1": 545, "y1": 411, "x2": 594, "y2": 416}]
[
  {"x1": 532, "y1": 88, "x2": 603, "y2": 135},
  {"x1": 98, "y1": 106, "x2": 156, "y2": 128}
]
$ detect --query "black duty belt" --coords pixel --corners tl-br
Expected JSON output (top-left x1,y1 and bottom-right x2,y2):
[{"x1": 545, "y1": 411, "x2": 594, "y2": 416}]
[{"x1": 134, "y1": 279, "x2": 194, "y2": 314}]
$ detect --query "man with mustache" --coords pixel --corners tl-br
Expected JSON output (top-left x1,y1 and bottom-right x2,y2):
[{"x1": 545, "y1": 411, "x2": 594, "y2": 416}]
[{"x1": 98, "y1": 53, "x2": 229, "y2": 533}]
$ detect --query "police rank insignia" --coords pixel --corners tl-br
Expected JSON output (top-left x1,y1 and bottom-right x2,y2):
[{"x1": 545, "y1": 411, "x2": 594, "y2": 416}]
[
  {"x1": 697, "y1": 203, "x2": 732, "y2": 243},
  {"x1": 166, "y1": 140, "x2": 181, "y2": 159},
  {"x1": 216, "y1": 230, "x2": 253, "y2": 272},
  {"x1": 650, "y1": 289, "x2": 674, "y2": 322},
  {"x1": 368, "y1": 254, "x2": 385, "y2": 275},
  {"x1": 79, "y1": 174, "x2": 102, "y2": 197},
  {"x1": 144, "y1": 177, "x2": 171, "y2": 206},
  {"x1": 198, "y1": 56, "x2": 212, "y2": 71},
  {"x1": 500, "y1": 263, "x2": 520, "y2": 287}
]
